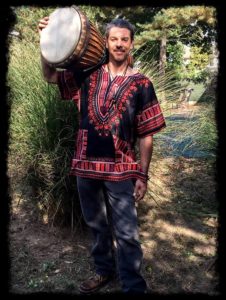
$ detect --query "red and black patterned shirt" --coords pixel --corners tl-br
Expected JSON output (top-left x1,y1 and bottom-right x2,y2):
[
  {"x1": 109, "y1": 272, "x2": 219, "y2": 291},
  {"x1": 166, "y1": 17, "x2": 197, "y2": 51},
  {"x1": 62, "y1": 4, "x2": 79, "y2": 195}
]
[{"x1": 57, "y1": 64, "x2": 166, "y2": 182}]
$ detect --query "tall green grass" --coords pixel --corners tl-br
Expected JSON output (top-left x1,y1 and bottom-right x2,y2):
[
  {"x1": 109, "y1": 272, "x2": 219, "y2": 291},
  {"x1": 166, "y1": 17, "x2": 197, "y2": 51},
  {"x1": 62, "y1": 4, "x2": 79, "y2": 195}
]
[
  {"x1": 132, "y1": 45, "x2": 186, "y2": 113},
  {"x1": 8, "y1": 39, "x2": 80, "y2": 227},
  {"x1": 187, "y1": 103, "x2": 217, "y2": 154}
]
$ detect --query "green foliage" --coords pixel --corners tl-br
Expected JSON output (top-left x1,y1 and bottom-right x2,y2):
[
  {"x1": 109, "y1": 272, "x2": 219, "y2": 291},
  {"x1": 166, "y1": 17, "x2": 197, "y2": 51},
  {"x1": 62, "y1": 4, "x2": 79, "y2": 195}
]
[
  {"x1": 136, "y1": 6, "x2": 216, "y2": 42},
  {"x1": 166, "y1": 42, "x2": 184, "y2": 80},
  {"x1": 80, "y1": 6, "x2": 160, "y2": 35},
  {"x1": 195, "y1": 103, "x2": 217, "y2": 153},
  {"x1": 135, "y1": 6, "x2": 217, "y2": 84},
  {"x1": 183, "y1": 46, "x2": 210, "y2": 83},
  {"x1": 12, "y1": 6, "x2": 56, "y2": 43}
]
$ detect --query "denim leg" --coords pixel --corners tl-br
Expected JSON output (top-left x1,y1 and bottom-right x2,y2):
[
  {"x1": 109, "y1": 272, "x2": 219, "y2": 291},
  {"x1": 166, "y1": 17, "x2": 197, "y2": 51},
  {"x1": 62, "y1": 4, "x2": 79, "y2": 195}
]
[
  {"x1": 104, "y1": 180, "x2": 147, "y2": 293},
  {"x1": 76, "y1": 176, "x2": 115, "y2": 276}
]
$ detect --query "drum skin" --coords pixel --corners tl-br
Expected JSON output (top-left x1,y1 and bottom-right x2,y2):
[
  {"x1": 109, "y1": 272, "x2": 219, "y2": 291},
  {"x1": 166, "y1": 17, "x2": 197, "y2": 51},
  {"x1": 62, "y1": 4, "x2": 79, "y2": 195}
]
[{"x1": 40, "y1": 6, "x2": 106, "y2": 70}]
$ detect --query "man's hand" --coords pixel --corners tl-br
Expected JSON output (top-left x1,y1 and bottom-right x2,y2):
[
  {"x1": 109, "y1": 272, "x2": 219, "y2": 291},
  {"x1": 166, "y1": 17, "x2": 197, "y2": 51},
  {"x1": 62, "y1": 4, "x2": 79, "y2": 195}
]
[
  {"x1": 133, "y1": 179, "x2": 147, "y2": 202},
  {"x1": 38, "y1": 16, "x2": 49, "y2": 35}
]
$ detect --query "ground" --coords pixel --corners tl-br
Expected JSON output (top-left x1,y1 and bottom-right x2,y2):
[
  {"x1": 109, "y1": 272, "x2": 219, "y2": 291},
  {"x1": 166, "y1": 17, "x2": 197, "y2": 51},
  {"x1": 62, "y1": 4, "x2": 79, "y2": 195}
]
[{"x1": 9, "y1": 104, "x2": 219, "y2": 295}]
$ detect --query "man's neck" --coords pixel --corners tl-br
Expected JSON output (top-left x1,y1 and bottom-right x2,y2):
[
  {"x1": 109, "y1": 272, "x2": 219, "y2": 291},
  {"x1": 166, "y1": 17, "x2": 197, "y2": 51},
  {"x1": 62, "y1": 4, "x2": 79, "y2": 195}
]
[{"x1": 108, "y1": 60, "x2": 128, "y2": 74}]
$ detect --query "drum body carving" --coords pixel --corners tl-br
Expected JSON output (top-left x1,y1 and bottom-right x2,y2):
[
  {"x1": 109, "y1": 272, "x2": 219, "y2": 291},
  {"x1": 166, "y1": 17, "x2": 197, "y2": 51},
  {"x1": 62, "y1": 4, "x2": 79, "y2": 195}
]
[{"x1": 40, "y1": 6, "x2": 106, "y2": 70}]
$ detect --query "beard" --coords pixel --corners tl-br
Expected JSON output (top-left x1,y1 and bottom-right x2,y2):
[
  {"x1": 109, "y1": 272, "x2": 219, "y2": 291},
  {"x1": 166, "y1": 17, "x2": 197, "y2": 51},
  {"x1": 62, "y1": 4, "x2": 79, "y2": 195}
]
[{"x1": 109, "y1": 50, "x2": 129, "y2": 63}]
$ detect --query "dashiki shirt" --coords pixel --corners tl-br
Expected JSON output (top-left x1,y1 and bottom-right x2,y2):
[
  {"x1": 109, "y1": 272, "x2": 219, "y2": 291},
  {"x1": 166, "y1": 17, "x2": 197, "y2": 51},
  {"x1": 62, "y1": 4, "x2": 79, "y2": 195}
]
[{"x1": 57, "y1": 64, "x2": 166, "y2": 182}]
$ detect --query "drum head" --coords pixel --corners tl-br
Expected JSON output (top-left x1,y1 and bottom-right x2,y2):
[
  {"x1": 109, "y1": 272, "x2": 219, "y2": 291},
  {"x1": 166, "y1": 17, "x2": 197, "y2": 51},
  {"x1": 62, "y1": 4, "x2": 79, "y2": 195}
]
[{"x1": 40, "y1": 7, "x2": 81, "y2": 64}]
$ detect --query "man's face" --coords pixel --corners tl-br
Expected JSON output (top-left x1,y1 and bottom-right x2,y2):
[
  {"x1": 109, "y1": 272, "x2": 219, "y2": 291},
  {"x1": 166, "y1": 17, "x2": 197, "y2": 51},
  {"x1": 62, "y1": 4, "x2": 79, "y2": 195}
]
[{"x1": 106, "y1": 27, "x2": 133, "y2": 63}]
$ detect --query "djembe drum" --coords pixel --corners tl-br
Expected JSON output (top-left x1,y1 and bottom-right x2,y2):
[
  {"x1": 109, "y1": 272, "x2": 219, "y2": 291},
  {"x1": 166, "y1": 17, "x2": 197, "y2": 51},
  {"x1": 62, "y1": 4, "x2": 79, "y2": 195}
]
[{"x1": 40, "y1": 6, "x2": 106, "y2": 70}]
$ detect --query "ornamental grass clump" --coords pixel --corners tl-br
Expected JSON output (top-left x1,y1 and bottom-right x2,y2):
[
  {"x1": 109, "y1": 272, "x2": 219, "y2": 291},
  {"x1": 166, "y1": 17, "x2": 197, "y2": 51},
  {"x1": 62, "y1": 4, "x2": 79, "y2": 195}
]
[{"x1": 8, "y1": 38, "x2": 80, "y2": 227}]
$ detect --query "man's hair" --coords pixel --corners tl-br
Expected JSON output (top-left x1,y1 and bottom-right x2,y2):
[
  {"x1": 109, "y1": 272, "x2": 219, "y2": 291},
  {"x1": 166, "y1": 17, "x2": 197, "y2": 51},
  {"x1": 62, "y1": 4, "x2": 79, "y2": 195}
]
[{"x1": 105, "y1": 18, "x2": 135, "y2": 41}]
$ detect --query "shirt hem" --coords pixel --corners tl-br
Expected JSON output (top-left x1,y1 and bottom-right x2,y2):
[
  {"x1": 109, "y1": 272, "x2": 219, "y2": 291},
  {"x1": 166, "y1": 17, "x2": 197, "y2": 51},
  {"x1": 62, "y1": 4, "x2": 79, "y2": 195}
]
[{"x1": 69, "y1": 169, "x2": 148, "y2": 182}]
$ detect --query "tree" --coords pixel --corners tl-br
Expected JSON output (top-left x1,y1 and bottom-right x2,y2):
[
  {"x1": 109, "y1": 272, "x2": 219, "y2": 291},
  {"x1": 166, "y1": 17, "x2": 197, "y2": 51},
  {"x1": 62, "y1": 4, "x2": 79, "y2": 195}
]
[
  {"x1": 80, "y1": 5, "x2": 161, "y2": 35},
  {"x1": 135, "y1": 6, "x2": 216, "y2": 77},
  {"x1": 183, "y1": 46, "x2": 210, "y2": 83}
]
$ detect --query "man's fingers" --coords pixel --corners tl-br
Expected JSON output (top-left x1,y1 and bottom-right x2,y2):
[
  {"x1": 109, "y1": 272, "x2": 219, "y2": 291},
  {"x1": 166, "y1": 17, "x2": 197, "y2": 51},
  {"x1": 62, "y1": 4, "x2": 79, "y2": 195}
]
[
  {"x1": 38, "y1": 17, "x2": 49, "y2": 33},
  {"x1": 40, "y1": 16, "x2": 49, "y2": 23},
  {"x1": 133, "y1": 190, "x2": 145, "y2": 201},
  {"x1": 133, "y1": 179, "x2": 147, "y2": 201},
  {"x1": 137, "y1": 191, "x2": 145, "y2": 201}
]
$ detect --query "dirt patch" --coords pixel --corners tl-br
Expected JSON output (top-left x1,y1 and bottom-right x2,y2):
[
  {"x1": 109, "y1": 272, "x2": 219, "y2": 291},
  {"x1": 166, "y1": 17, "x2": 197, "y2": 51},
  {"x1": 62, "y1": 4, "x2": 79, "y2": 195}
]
[
  {"x1": 9, "y1": 159, "x2": 218, "y2": 295},
  {"x1": 9, "y1": 183, "x2": 92, "y2": 294}
]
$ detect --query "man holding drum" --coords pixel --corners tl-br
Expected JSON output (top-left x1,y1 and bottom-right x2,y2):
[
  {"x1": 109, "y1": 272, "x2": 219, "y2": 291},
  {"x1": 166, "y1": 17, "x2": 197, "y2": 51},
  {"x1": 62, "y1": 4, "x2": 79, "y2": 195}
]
[{"x1": 38, "y1": 11, "x2": 166, "y2": 295}]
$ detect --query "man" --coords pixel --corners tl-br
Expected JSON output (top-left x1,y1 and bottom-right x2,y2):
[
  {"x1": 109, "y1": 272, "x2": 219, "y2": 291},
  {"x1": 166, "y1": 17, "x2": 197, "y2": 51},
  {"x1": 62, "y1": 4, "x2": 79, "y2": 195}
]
[{"x1": 38, "y1": 15, "x2": 166, "y2": 294}]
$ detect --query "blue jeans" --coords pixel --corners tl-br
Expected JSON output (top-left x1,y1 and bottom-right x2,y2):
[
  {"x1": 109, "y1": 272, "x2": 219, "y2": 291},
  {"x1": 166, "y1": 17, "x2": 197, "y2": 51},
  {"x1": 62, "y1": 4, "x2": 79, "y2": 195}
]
[{"x1": 76, "y1": 176, "x2": 147, "y2": 293}]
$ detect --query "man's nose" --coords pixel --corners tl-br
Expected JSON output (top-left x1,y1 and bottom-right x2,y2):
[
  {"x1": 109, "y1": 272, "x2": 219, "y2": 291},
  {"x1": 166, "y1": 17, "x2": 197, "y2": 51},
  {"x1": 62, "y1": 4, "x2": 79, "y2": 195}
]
[{"x1": 116, "y1": 40, "x2": 123, "y2": 47}]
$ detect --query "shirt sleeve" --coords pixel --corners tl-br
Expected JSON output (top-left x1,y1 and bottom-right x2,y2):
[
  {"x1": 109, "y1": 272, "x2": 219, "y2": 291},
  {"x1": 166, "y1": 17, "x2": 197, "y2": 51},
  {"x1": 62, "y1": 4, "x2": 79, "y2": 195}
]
[
  {"x1": 135, "y1": 78, "x2": 166, "y2": 138},
  {"x1": 57, "y1": 70, "x2": 81, "y2": 104}
]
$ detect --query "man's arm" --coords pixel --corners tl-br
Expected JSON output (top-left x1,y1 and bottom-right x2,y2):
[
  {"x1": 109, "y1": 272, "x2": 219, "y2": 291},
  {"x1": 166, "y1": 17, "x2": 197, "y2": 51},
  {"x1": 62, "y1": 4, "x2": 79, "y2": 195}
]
[
  {"x1": 41, "y1": 55, "x2": 58, "y2": 83},
  {"x1": 139, "y1": 135, "x2": 153, "y2": 176},
  {"x1": 134, "y1": 135, "x2": 153, "y2": 202}
]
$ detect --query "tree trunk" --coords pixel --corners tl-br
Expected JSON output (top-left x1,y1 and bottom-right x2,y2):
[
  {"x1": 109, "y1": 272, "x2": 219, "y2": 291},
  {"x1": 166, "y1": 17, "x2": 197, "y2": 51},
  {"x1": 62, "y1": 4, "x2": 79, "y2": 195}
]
[
  {"x1": 159, "y1": 35, "x2": 167, "y2": 76},
  {"x1": 159, "y1": 35, "x2": 167, "y2": 101}
]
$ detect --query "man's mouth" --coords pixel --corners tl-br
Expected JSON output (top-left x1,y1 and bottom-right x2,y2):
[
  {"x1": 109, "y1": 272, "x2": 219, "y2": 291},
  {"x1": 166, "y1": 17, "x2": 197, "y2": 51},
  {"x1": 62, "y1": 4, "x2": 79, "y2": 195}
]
[{"x1": 114, "y1": 49, "x2": 125, "y2": 52}]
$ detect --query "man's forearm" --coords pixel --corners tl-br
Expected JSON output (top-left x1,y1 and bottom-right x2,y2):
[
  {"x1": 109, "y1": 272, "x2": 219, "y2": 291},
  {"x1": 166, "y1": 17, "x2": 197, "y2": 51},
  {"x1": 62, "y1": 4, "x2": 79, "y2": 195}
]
[
  {"x1": 41, "y1": 55, "x2": 58, "y2": 83},
  {"x1": 139, "y1": 135, "x2": 153, "y2": 176}
]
